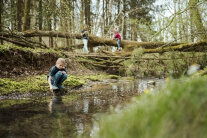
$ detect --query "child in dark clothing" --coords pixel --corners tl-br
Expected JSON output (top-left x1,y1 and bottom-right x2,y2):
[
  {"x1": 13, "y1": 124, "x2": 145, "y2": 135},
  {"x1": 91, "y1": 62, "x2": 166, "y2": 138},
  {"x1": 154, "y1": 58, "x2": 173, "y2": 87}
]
[
  {"x1": 81, "y1": 25, "x2": 89, "y2": 53},
  {"x1": 48, "y1": 58, "x2": 67, "y2": 93},
  {"x1": 113, "y1": 30, "x2": 121, "y2": 50}
]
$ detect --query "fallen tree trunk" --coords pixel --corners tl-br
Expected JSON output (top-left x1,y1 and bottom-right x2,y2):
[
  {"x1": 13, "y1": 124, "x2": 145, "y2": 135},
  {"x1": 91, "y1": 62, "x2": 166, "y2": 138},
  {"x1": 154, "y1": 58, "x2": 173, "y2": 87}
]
[
  {"x1": 0, "y1": 33, "x2": 47, "y2": 48},
  {"x1": 144, "y1": 41, "x2": 207, "y2": 53},
  {"x1": 0, "y1": 36, "x2": 34, "y2": 48},
  {"x1": 0, "y1": 30, "x2": 182, "y2": 49}
]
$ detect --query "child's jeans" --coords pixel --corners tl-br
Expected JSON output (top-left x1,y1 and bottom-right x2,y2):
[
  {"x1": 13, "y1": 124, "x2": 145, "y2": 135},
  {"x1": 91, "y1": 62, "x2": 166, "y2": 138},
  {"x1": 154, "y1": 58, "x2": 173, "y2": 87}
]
[
  {"x1": 117, "y1": 39, "x2": 121, "y2": 49},
  {"x1": 83, "y1": 39, "x2": 89, "y2": 53},
  {"x1": 51, "y1": 71, "x2": 67, "y2": 88}
]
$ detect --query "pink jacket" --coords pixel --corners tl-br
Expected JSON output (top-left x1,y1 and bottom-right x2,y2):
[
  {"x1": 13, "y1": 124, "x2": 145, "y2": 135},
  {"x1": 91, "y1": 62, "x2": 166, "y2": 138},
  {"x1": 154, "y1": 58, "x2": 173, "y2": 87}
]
[{"x1": 114, "y1": 33, "x2": 121, "y2": 40}]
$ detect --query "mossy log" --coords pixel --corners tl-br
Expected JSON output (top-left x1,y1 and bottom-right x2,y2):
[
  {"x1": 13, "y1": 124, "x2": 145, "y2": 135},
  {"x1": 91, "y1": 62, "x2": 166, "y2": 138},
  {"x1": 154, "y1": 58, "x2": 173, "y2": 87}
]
[
  {"x1": 0, "y1": 31, "x2": 181, "y2": 49},
  {"x1": 1, "y1": 31, "x2": 206, "y2": 53},
  {"x1": 0, "y1": 34, "x2": 47, "y2": 48},
  {"x1": 144, "y1": 41, "x2": 207, "y2": 53}
]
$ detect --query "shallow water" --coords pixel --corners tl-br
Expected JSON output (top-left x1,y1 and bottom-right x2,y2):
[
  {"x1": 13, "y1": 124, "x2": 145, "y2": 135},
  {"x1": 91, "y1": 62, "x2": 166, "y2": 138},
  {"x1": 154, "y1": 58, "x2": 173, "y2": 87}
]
[{"x1": 0, "y1": 78, "x2": 164, "y2": 138}]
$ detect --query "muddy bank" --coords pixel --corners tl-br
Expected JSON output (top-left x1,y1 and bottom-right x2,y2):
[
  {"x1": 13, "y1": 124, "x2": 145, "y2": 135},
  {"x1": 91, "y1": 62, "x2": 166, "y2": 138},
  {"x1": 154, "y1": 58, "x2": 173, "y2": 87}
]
[
  {"x1": 0, "y1": 45, "x2": 97, "y2": 78},
  {"x1": 0, "y1": 45, "x2": 59, "y2": 77}
]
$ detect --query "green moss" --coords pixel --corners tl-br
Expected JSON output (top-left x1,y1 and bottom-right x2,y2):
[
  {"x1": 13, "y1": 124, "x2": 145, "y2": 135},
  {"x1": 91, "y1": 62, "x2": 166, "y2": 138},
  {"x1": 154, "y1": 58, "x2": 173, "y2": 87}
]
[
  {"x1": 0, "y1": 44, "x2": 64, "y2": 57},
  {"x1": 0, "y1": 75, "x2": 49, "y2": 95},
  {"x1": 64, "y1": 75, "x2": 86, "y2": 88},
  {"x1": 0, "y1": 75, "x2": 89, "y2": 96}
]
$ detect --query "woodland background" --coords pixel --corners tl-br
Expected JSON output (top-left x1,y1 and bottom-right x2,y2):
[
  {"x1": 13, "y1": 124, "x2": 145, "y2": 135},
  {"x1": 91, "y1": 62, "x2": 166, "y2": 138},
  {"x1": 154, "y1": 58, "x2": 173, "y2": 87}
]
[{"x1": 0, "y1": 0, "x2": 206, "y2": 49}]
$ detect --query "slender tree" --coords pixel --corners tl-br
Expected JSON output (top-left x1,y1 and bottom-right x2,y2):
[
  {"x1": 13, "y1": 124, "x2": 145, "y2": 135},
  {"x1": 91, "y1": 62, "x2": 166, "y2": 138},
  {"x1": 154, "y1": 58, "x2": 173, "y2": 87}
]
[
  {"x1": 102, "y1": 0, "x2": 105, "y2": 35},
  {"x1": 122, "y1": 0, "x2": 127, "y2": 40},
  {"x1": 23, "y1": 0, "x2": 32, "y2": 31},
  {"x1": 84, "y1": 0, "x2": 91, "y2": 32},
  {"x1": 173, "y1": 0, "x2": 178, "y2": 42},
  {"x1": 38, "y1": 0, "x2": 43, "y2": 42},
  {"x1": 17, "y1": 0, "x2": 23, "y2": 31},
  {"x1": 0, "y1": 0, "x2": 3, "y2": 44}
]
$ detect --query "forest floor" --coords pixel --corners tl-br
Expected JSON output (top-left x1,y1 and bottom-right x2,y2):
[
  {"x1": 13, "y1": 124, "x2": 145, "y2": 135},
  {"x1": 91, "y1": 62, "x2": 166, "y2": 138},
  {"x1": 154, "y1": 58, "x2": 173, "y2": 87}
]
[
  {"x1": 1, "y1": 44, "x2": 207, "y2": 98},
  {"x1": 0, "y1": 44, "x2": 123, "y2": 99}
]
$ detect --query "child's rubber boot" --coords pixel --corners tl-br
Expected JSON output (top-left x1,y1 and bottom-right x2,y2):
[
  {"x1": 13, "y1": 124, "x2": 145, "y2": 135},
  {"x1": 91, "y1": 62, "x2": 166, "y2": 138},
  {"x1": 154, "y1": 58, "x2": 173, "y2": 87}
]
[
  {"x1": 57, "y1": 84, "x2": 65, "y2": 89},
  {"x1": 52, "y1": 85, "x2": 59, "y2": 90}
]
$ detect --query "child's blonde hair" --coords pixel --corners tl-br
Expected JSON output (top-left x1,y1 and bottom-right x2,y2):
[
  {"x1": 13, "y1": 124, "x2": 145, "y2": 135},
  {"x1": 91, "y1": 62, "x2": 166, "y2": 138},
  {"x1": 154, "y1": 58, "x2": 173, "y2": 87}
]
[{"x1": 56, "y1": 58, "x2": 66, "y2": 65}]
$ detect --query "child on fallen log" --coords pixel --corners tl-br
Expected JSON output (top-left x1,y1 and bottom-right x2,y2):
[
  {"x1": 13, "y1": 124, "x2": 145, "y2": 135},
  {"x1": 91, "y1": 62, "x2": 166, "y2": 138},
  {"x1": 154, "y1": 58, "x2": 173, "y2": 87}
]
[
  {"x1": 81, "y1": 25, "x2": 89, "y2": 53},
  {"x1": 47, "y1": 58, "x2": 67, "y2": 95},
  {"x1": 112, "y1": 29, "x2": 122, "y2": 51}
]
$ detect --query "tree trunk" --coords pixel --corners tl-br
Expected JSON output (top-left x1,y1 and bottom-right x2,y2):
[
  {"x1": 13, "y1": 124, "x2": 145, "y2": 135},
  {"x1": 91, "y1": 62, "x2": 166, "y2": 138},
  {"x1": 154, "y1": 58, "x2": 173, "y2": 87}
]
[
  {"x1": 173, "y1": 0, "x2": 178, "y2": 42},
  {"x1": 38, "y1": 0, "x2": 42, "y2": 42},
  {"x1": 0, "y1": 31, "x2": 183, "y2": 49},
  {"x1": 144, "y1": 41, "x2": 207, "y2": 53},
  {"x1": 122, "y1": 0, "x2": 127, "y2": 40},
  {"x1": 0, "y1": 0, "x2": 3, "y2": 44},
  {"x1": 102, "y1": 0, "x2": 105, "y2": 35},
  {"x1": 84, "y1": 0, "x2": 91, "y2": 31},
  {"x1": 1, "y1": 31, "x2": 205, "y2": 53},
  {"x1": 105, "y1": 0, "x2": 108, "y2": 26},
  {"x1": 178, "y1": 0, "x2": 183, "y2": 42},
  {"x1": 81, "y1": 0, "x2": 84, "y2": 25},
  {"x1": 17, "y1": 0, "x2": 23, "y2": 31},
  {"x1": 189, "y1": 0, "x2": 207, "y2": 41},
  {"x1": 23, "y1": 0, "x2": 32, "y2": 31},
  {"x1": 48, "y1": 18, "x2": 53, "y2": 48}
]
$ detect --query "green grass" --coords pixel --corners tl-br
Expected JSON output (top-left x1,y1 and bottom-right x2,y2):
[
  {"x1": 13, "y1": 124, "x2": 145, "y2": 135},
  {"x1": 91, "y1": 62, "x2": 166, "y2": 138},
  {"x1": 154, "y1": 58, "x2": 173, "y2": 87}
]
[{"x1": 95, "y1": 76, "x2": 207, "y2": 138}]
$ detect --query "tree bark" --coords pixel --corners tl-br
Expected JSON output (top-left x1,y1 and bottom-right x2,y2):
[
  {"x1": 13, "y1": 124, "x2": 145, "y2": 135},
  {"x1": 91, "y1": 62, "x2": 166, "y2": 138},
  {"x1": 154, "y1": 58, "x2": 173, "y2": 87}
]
[
  {"x1": 144, "y1": 41, "x2": 207, "y2": 53},
  {"x1": 189, "y1": 0, "x2": 207, "y2": 41},
  {"x1": 17, "y1": 0, "x2": 23, "y2": 31},
  {"x1": 23, "y1": 0, "x2": 32, "y2": 31},
  {"x1": 122, "y1": 0, "x2": 127, "y2": 40},
  {"x1": 10, "y1": 0, "x2": 16, "y2": 31},
  {"x1": 81, "y1": 0, "x2": 84, "y2": 25},
  {"x1": 38, "y1": 0, "x2": 42, "y2": 42},
  {"x1": 102, "y1": 0, "x2": 105, "y2": 35},
  {"x1": 84, "y1": 0, "x2": 91, "y2": 31},
  {"x1": 0, "y1": 0, "x2": 3, "y2": 44},
  {"x1": 173, "y1": 0, "x2": 178, "y2": 42}
]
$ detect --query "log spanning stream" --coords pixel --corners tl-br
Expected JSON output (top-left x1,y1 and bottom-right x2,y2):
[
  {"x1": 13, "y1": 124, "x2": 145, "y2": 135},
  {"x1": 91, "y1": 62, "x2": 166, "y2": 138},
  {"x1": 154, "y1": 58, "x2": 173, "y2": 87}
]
[{"x1": 0, "y1": 78, "x2": 164, "y2": 137}]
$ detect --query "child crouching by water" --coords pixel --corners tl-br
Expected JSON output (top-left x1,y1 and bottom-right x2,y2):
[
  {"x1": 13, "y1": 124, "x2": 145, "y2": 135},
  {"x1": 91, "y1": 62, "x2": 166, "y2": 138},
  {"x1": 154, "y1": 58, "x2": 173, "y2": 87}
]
[{"x1": 47, "y1": 58, "x2": 67, "y2": 94}]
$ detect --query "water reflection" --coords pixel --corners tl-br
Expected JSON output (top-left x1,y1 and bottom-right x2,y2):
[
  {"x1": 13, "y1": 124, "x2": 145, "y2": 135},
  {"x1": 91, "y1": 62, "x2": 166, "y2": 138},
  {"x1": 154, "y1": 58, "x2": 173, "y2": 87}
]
[
  {"x1": 0, "y1": 78, "x2": 164, "y2": 138},
  {"x1": 75, "y1": 118, "x2": 84, "y2": 135},
  {"x1": 83, "y1": 99, "x2": 89, "y2": 114},
  {"x1": 48, "y1": 95, "x2": 66, "y2": 117}
]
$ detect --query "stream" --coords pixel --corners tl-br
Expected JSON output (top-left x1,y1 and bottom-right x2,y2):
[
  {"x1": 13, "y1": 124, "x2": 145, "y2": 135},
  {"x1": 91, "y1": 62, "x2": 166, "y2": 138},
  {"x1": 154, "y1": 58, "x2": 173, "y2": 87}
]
[{"x1": 0, "y1": 78, "x2": 164, "y2": 138}]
